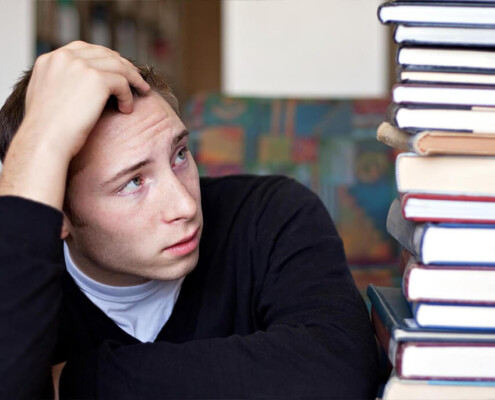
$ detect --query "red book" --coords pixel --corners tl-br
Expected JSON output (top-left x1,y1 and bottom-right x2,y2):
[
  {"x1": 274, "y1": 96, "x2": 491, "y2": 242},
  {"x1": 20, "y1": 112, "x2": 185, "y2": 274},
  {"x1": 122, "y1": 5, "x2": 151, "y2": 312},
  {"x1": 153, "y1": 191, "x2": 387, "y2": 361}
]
[
  {"x1": 368, "y1": 285, "x2": 495, "y2": 381},
  {"x1": 400, "y1": 192, "x2": 495, "y2": 224},
  {"x1": 403, "y1": 257, "x2": 495, "y2": 305},
  {"x1": 394, "y1": 341, "x2": 495, "y2": 381}
]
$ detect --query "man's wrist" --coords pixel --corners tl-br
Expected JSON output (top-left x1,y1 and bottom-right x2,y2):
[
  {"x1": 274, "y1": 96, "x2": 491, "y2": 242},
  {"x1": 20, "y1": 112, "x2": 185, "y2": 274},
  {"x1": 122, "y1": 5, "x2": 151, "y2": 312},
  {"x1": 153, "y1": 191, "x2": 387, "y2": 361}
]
[{"x1": 0, "y1": 122, "x2": 71, "y2": 210}]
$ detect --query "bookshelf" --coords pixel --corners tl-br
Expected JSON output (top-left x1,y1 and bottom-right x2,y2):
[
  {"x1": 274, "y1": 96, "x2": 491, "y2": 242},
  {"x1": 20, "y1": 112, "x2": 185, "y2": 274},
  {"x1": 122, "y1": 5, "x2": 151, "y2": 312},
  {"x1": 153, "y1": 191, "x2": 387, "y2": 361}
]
[{"x1": 35, "y1": 0, "x2": 221, "y2": 105}]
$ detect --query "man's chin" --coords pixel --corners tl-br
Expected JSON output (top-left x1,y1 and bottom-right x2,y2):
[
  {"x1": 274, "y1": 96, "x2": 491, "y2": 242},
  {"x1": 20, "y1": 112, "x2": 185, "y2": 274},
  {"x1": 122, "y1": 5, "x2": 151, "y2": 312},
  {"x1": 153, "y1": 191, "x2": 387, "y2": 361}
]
[{"x1": 151, "y1": 252, "x2": 199, "y2": 281}]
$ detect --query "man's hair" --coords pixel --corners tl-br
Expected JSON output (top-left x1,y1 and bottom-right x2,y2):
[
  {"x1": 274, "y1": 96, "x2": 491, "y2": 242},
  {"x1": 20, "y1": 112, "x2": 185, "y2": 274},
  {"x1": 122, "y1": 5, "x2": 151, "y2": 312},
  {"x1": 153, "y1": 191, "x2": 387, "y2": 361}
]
[
  {"x1": 0, "y1": 60, "x2": 179, "y2": 225},
  {"x1": 0, "y1": 62, "x2": 179, "y2": 163}
]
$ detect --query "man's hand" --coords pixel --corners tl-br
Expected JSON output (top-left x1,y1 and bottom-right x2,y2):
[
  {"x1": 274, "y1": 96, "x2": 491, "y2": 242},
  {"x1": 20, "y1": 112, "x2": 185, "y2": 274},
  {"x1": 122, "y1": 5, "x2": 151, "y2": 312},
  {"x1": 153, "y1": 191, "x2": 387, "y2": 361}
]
[
  {"x1": 0, "y1": 41, "x2": 150, "y2": 210},
  {"x1": 52, "y1": 362, "x2": 66, "y2": 400}
]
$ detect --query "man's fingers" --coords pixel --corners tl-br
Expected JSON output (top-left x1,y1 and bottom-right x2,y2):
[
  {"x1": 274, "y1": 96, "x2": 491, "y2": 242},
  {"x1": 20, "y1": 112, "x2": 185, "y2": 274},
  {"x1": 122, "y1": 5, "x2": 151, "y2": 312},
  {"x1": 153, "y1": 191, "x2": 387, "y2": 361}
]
[
  {"x1": 102, "y1": 72, "x2": 135, "y2": 114},
  {"x1": 68, "y1": 42, "x2": 117, "y2": 58},
  {"x1": 119, "y1": 58, "x2": 152, "y2": 94},
  {"x1": 84, "y1": 57, "x2": 150, "y2": 94},
  {"x1": 67, "y1": 45, "x2": 150, "y2": 95},
  {"x1": 64, "y1": 40, "x2": 90, "y2": 50},
  {"x1": 30, "y1": 40, "x2": 150, "y2": 117}
]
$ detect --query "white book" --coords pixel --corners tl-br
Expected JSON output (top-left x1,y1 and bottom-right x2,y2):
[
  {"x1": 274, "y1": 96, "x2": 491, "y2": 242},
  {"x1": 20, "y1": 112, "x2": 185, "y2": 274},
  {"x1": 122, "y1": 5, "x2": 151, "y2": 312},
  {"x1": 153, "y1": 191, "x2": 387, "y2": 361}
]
[
  {"x1": 395, "y1": 24, "x2": 495, "y2": 46},
  {"x1": 398, "y1": 47, "x2": 495, "y2": 71},
  {"x1": 379, "y1": 2, "x2": 495, "y2": 26}
]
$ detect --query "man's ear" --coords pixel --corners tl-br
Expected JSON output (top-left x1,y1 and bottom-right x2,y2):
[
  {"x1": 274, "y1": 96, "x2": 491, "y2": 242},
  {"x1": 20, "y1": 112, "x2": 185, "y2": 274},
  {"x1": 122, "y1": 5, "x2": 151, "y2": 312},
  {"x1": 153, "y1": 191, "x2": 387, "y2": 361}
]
[{"x1": 60, "y1": 213, "x2": 71, "y2": 240}]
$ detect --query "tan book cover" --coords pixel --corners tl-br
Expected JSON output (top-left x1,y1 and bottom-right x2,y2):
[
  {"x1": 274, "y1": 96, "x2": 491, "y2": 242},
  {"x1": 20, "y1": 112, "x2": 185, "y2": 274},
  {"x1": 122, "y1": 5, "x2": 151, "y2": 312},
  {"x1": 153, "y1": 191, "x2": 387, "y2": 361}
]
[
  {"x1": 396, "y1": 153, "x2": 495, "y2": 196},
  {"x1": 377, "y1": 122, "x2": 495, "y2": 156},
  {"x1": 383, "y1": 373, "x2": 495, "y2": 400}
]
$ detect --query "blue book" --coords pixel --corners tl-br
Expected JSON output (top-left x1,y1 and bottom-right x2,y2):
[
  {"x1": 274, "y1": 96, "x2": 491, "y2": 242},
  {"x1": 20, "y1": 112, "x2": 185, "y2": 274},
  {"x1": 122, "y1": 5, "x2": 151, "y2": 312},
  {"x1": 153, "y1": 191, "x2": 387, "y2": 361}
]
[
  {"x1": 368, "y1": 285, "x2": 495, "y2": 342},
  {"x1": 412, "y1": 301, "x2": 495, "y2": 331},
  {"x1": 386, "y1": 198, "x2": 495, "y2": 265}
]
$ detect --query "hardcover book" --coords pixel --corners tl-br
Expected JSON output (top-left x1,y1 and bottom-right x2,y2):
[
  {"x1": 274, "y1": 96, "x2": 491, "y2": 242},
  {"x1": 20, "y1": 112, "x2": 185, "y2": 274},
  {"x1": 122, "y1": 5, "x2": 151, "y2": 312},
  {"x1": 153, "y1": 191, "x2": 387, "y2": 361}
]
[
  {"x1": 382, "y1": 372, "x2": 495, "y2": 400},
  {"x1": 390, "y1": 103, "x2": 495, "y2": 133},
  {"x1": 399, "y1": 67, "x2": 495, "y2": 86},
  {"x1": 377, "y1": 122, "x2": 495, "y2": 156},
  {"x1": 368, "y1": 285, "x2": 495, "y2": 380},
  {"x1": 378, "y1": 2, "x2": 495, "y2": 26},
  {"x1": 393, "y1": 83, "x2": 495, "y2": 107},
  {"x1": 398, "y1": 47, "x2": 495, "y2": 71},
  {"x1": 368, "y1": 284, "x2": 495, "y2": 343},
  {"x1": 401, "y1": 192, "x2": 495, "y2": 223},
  {"x1": 386, "y1": 198, "x2": 495, "y2": 265},
  {"x1": 395, "y1": 152, "x2": 495, "y2": 196},
  {"x1": 394, "y1": 24, "x2": 495, "y2": 47},
  {"x1": 412, "y1": 301, "x2": 495, "y2": 330},
  {"x1": 403, "y1": 257, "x2": 495, "y2": 304}
]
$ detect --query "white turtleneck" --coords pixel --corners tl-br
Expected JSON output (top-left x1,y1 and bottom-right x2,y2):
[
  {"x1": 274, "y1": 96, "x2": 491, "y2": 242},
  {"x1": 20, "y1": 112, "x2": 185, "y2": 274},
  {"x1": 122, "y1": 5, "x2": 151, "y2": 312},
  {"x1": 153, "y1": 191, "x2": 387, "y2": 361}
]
[{"x1": 64, "y1": 242, "x2": 184, "y2": 343}]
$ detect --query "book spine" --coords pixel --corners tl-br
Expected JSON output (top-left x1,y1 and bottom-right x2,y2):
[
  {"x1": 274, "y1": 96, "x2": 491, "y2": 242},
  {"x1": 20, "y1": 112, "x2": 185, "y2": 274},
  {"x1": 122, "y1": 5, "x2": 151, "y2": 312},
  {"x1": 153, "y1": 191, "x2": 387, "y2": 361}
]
[
  {"x1": 377, "y1": 2, "x2": 391, "y2": 25},
  {"x1": 386, "y1": 198, "x2": 423, "y2": 259},
  {"x1": 401, "y1": 253, "x2": 416, "y2": 300},
  {"x1": 409, "y1": 132, "x2": 431, "y2": 155},
  {"x1": 377, "y1": 121, "x2": 411, "y2": 151},
  {"x1": 367, "y1": 284, "x2": 402, "y2": 335},
  {"x1": 394, "y1": 341, "x2": 404, "y2": 378},
  {"x1": 385, "y1": 103, "x2": 402, "y2": 129},
  {"x1": 371, "y1": 307, "x2": 393, "y2": 361}
]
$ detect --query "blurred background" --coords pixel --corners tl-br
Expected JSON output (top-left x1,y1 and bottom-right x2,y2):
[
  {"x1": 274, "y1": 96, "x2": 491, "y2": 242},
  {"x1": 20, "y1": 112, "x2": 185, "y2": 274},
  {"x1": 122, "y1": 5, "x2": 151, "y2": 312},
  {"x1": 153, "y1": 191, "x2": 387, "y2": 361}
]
[{"x1": 0, "y1": 0, "x2": 400, "y2": 296}]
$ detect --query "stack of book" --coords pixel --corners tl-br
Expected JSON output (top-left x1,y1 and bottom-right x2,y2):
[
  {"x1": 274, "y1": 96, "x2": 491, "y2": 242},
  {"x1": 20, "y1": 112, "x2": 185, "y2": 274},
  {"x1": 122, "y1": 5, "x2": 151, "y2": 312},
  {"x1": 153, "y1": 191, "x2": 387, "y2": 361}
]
[{"x1": 371, "y1": 0, "x2": 495, "y2": 398}]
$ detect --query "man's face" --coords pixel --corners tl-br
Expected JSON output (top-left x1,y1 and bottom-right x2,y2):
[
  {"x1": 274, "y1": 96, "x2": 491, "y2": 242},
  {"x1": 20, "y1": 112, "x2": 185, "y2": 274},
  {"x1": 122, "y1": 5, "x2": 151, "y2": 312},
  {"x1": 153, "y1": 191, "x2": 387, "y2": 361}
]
[{"x1": 63, "y1": 92, "x2": 203, "y2": 286}]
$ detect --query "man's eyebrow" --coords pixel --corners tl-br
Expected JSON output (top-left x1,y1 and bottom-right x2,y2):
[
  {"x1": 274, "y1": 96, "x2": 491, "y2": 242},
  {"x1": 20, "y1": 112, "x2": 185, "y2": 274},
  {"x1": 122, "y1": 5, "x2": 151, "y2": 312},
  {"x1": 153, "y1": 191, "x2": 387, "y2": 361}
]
[
  {"x1": 100, "y1": 130, "x2": 188, "y2": 189},
  {"x1": 101, "y1": 159, "x2": 153, "y2": 188},
  {"x1": 173, "y1": 129, "x2": 189, "y2": 145}
]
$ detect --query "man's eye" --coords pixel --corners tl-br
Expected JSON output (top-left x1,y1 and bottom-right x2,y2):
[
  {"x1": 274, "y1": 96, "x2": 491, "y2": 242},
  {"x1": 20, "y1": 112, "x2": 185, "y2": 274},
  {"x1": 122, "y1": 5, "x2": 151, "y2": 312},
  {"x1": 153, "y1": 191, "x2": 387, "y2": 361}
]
[
  {"x1": 173, "y1": 147, "x2": 189, "y2": 167},
  {"x1": 119, "y1": 176, "x2": 143, "y2": 194}
]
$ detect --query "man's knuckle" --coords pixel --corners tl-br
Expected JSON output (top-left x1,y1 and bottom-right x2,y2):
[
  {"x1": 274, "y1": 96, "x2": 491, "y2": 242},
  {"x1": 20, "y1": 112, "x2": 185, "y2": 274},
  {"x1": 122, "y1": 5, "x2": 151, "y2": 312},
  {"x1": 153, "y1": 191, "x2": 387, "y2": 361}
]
[
  {"x1": 53, "y1": 48, "x2": 72, "y2": 63},
  {"x1": 34, "y1": 53, "x2": 49, "y2": 67},
  {"x1": 118, "y1": 75, "x2": 129, "y2": 87},
  {"x1": 69, "y1": 40, "x2": 85, "y2": 47}
]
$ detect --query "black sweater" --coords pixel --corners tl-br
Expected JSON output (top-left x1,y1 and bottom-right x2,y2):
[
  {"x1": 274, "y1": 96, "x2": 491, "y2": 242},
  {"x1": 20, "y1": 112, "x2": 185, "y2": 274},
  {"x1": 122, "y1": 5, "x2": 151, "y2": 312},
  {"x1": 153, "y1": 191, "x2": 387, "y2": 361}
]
[{"x1": 0, "y1": 175, "x2": 378, "y2": 399}]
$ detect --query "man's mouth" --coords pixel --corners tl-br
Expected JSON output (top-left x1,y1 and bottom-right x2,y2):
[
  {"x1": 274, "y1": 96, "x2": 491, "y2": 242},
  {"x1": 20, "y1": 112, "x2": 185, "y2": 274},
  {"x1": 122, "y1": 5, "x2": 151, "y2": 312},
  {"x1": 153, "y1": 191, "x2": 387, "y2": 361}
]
[{"x1": 162, "y1": 227, "x2": 201, "y2": 256}]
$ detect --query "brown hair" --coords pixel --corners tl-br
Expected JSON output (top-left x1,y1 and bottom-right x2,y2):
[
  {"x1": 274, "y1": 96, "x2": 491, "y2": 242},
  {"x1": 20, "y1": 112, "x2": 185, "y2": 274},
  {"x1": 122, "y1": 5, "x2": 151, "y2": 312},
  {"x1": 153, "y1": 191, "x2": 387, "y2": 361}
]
[{"x1": 0, "y1": 63, "x2": 179, "y2": 162}]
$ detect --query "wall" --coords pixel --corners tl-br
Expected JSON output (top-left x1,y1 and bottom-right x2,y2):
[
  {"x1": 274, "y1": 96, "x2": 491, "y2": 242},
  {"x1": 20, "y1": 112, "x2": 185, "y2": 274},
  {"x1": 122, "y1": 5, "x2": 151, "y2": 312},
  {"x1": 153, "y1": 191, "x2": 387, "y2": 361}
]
[
  {"x1": 0, "y1": 0, "x2": 34, "y2": 107},
  {"x1": 222, "y1": 0, "x2": 388, "y2": 98}
]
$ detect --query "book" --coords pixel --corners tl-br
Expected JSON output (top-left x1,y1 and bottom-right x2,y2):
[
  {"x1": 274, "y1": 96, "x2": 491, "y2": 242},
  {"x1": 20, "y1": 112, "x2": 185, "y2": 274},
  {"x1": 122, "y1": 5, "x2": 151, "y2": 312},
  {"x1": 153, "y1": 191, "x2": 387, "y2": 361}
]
[
  {"x1": 398, "y1": 0, "x2": 495, "y2": 2},
  {"x1": 378, "y1": 2, "x2": 495, "y2": 26},
  {"x1": 400, "y1": 67, "x2": 495, "y2": 86},
  {"x1": 386, "y1": 198, "x2": 495, "y2": 265},
  {"x1": 398, "y1": 47, "x2": 495, "y2": 71},
  {"x1": 377, "y1": 122, "x2": 495, "y2": 156},
  {"x1": 395, "y1": 152, "x2": 495, "y2": 196},
  {"x1": 401, "y1": 192, "x2": 495, "y2": 223},
  {"x1": 368, "y1": 284, "x2": 495, "y2": 343},
  {"x1": 376, "y1": 121, "x2": 410, "y2": 151},
  {"x1": 395, "y1": 24, "x2": 495, "y2": 47},
  {"x1": 412, "y1": 301, "x2": 495, "y2": 330},
  {"x1": 393, "y1": 83, "x2": 495, "y2": 107},
  {"x1": 382, "y1": 372, "x2": 495, "y2": 400},
  {"x1": 391, "y1": 104, "x2": 495, "y2": 133},
  {"x1": 403, "y1": 257, "x2": 495, "y2": 304},
  {"x1": 368, "y1": 285, "x2": 495, "y2": 380}
]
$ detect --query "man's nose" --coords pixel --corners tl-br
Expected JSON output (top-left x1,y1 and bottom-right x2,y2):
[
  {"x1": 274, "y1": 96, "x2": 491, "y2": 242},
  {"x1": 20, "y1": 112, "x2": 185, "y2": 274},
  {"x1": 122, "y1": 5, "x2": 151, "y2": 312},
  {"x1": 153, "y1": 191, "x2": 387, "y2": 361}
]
[{"x1": 158, "y1": 175, "x2": 198, "y2": 223}]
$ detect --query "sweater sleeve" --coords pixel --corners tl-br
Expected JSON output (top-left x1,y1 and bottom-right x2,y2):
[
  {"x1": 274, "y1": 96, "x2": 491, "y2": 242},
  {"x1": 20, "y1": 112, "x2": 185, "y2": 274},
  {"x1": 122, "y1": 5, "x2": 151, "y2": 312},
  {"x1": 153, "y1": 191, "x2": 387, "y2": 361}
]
[
  {"x1": 0, "y1": 196, "x2": 64, "y2": 400},
  {"x1": 60, "y1": 178, "x2": 379, "y2": 399}
]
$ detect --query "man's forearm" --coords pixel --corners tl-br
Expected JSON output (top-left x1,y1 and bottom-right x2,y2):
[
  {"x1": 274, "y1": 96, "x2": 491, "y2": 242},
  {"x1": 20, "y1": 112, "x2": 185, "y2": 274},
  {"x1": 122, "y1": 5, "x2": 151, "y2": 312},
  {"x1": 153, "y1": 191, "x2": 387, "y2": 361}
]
[
  {"x1": 0, "y1": 197, "x2": 64, "y2": 400},
  {"x1": 61, "y1": 322, "x2": 377, "y2": 399},
  {"x1": 0, "y1": 121, "x2": 70, "y2": 210}
]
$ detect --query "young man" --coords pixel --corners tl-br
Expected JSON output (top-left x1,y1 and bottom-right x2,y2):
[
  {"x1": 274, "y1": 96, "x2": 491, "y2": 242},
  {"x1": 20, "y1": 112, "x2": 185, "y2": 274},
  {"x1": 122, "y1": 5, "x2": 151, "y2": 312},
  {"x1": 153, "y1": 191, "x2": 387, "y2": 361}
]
[{"x1": 0, "y1": 41, "x2": 378, "y2": 399}]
